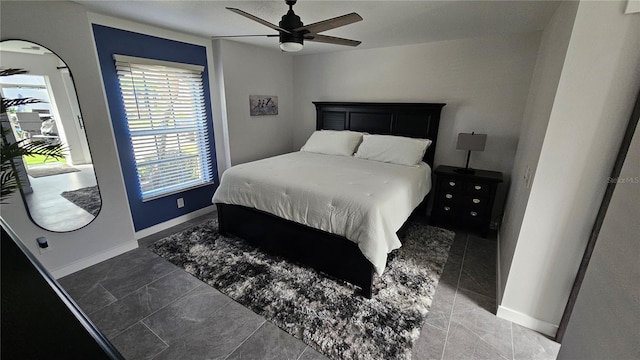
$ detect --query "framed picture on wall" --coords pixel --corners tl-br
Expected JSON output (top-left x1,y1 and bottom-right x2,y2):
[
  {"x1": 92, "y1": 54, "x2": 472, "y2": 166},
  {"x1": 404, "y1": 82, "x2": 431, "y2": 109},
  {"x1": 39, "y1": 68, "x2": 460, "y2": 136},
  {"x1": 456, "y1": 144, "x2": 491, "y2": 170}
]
[{"x1": 249, "y1": 95, "x2": 278, "y2": 116}]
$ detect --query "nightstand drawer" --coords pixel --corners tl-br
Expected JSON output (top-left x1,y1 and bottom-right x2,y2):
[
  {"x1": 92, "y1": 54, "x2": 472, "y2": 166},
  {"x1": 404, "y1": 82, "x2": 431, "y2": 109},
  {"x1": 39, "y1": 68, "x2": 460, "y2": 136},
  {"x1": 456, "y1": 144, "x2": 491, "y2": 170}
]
[
  {"x1": 464, "y1": 206, "x2": 488, "y2": 219},
  {"x1": 441, "y1": 179, "x2": 463, "y2": 193},
  {"x1": 462, "y1": 212, "x2": 487, "y2": 228},
  {"x1": 438, "y1": 191, "x2": 463, "y2": 203},
  {"x1": 437, "y1": 204, "x2": 460, "y2": 216},
  {"x1": 436, "y1": 192, "x2": 462, "y2": 213},
  {"x1": 466, "y1": 196, "x2": 489, "y2": 212},
  {"x1": 465, "y1": 181, "x2": 491, "y2": 196},
  {"x1": 465, "y1": 209, "x2": 484, "y2": 220}
]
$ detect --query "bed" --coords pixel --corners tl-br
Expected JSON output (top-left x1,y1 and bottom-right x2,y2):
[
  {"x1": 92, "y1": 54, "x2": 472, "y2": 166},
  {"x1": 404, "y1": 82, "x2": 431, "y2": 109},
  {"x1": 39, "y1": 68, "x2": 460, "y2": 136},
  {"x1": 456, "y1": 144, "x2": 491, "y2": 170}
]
[{"x1": 214, "y1": 102, "x2": 445, "y2": 297}]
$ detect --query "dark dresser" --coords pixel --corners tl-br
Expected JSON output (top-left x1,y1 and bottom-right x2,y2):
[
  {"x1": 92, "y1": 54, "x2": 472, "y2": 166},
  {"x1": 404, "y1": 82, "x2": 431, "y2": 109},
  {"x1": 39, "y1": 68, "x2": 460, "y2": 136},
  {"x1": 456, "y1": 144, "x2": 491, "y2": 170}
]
[{"x1": 431, "y1": 165, "x2": 503, "y2": 237}]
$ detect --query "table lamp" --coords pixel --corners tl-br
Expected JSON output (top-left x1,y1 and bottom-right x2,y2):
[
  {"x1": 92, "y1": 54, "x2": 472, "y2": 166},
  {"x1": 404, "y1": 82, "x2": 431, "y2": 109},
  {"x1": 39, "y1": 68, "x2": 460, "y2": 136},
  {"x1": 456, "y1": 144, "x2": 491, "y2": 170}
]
[{"x1": 454, "y1": 132, "x2": 486, "y2": 174}]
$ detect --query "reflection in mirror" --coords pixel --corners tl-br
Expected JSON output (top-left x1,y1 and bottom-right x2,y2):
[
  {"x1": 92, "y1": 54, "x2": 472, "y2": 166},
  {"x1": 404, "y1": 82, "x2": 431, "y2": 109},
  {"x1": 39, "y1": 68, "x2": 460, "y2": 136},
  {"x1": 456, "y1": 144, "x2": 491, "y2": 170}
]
[{"x1": 0, "y1": 40, "x2": 101, "y2": 232}]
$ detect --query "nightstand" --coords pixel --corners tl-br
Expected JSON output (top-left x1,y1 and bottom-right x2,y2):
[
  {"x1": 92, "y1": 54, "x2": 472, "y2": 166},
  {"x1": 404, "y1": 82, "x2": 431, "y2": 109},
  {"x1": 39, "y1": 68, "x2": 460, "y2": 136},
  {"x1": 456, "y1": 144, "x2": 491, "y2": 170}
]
[{"x1": 431, "y1": 165, "x2": 503, "y2": 237}]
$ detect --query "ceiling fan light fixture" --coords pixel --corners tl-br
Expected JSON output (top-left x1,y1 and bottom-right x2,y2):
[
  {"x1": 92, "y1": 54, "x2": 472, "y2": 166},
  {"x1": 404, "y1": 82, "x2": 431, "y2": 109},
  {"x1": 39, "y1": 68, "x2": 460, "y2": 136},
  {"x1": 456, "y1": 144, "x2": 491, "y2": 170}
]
[
  {"x1": 225, "y1": 0, "x2": 362, "y2": 52},
  {"x1": 280, "y1": 41, "x2": 303, "y2": 52},
  {"x1": 278, "y1": 4, "x2": 303, "y2": 52}
]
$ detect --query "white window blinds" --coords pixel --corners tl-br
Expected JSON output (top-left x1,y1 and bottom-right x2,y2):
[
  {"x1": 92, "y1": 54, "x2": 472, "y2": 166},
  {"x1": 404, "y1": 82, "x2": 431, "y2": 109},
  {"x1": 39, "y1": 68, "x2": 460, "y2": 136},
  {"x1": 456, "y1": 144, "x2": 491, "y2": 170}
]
[{"x1": 114, "y1": 55, "x2": 213, "y2": 201}]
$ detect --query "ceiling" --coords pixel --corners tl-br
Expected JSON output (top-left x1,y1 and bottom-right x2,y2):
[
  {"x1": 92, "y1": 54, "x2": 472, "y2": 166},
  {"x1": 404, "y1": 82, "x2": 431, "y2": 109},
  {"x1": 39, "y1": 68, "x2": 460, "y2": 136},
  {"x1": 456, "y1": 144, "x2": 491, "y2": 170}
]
[{"x1": 73, "y1": 0, "x2": 560, "y2": 55}]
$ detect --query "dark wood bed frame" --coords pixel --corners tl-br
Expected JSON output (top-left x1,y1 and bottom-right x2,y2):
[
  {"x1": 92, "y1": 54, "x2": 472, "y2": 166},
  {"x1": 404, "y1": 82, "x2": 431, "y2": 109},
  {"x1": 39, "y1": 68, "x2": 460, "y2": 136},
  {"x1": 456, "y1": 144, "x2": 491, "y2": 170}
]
[{"x1": 216, "y1": 102, "x2": 445, "y2": 298}]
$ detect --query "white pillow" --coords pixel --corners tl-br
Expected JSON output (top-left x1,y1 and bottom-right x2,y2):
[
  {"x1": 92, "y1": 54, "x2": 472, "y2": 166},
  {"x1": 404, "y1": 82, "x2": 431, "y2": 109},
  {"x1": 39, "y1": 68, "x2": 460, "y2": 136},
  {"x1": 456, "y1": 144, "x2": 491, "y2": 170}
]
[
  {"x1": 354, "y1": 134, "x2": 432, "y2": 166},
  {"x1": 300, "y1": 130, "x2": 364, "y2": 156}
]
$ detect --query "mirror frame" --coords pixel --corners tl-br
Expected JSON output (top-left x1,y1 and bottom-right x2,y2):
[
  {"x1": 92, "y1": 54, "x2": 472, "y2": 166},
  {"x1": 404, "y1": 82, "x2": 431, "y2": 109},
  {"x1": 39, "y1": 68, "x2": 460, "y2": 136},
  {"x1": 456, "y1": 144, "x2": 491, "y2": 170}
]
[{"x1": 0, "y1": 39, "x2": 102, "y2": 232}]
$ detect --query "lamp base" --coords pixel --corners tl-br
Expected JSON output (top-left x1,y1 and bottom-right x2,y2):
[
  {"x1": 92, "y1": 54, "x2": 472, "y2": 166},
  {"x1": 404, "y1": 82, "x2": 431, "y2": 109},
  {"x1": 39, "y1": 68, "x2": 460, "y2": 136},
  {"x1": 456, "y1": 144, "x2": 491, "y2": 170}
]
[{"x1": 453, "y1": 167, "x2": 476, "y2": 175}]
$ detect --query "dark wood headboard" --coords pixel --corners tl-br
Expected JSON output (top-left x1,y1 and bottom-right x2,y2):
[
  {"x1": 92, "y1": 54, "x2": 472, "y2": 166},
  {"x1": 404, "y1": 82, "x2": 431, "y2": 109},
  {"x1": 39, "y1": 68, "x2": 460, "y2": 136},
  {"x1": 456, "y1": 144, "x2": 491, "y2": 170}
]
[{"x1": 313, "y1": 102, "x2": 446, "y2": 167}]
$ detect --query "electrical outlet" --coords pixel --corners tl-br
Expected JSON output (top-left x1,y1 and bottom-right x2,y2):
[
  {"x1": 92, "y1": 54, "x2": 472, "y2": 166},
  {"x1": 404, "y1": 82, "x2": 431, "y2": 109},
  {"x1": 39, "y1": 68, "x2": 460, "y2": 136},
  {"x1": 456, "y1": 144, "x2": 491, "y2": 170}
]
[{"x1": 177, "y1": 197, "x2": 185, "y2": 208}]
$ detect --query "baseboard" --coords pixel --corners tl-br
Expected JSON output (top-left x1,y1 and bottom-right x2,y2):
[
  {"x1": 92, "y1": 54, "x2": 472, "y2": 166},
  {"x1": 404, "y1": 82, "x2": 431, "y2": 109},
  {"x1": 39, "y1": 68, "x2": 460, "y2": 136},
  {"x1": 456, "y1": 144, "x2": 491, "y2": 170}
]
[
  {"x1": 496, "y1": 305, "x2": 559, "y2": 338},
  {"x1": 50, "y1": 241, "x2": 138, "y2": 279},
  {"x1": 134, "y1": 205, "x2": 216, "y2": 240}
]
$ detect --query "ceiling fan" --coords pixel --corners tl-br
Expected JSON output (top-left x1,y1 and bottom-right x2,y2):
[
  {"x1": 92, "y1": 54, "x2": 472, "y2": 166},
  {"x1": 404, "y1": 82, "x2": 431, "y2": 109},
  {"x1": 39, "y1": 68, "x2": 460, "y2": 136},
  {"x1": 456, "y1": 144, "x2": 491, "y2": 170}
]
[{"x1": 221, "y1": 0, "x2": 363, "y2": 52}]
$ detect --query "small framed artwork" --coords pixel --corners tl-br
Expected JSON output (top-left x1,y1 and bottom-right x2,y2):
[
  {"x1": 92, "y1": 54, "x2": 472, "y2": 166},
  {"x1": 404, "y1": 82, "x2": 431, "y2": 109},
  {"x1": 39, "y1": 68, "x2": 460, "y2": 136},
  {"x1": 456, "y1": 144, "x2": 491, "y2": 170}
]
[{"x1": 249, "y1": 95, "x2": 278, "y2": 116}]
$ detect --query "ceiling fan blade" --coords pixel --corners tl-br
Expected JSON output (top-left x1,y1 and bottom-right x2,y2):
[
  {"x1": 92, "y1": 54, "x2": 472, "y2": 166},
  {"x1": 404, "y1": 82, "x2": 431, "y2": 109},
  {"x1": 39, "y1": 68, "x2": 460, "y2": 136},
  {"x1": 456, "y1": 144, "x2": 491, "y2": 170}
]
[
  {"x1": 226, "y1": 7, "x2": 291, "y2": 34},
  {"x1": 294, "y1": 13, "x2": 362, "y2": 34},
  {"x1": 212, "y1": 34, "x2": 279, "y2": 39},
  {"x1": 305, "y1": 34, "x2": 361, "y2": 47}
]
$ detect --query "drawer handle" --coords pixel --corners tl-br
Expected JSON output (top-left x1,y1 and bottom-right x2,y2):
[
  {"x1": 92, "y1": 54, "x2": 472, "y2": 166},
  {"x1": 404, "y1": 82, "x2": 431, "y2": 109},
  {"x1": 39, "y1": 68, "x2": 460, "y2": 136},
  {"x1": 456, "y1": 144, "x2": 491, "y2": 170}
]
[
  {"x1": 449, "y1": 181, "x2": 456, "y2": 186},
  {"x1": 470, "y1": 211, "x2": 478, "y2": 217},
  {"x1": 474, "y1": 185, "x2": 482, "y2": 190},
  {"x1": 444, "y1": 206, "x2": 451, "y2": 211},
  {"x1": 472, "y1": 198, "x2": 481, "y2": 204},
  {"x1": 445, "y1": 194, "x2": 453, "y2": 199}
]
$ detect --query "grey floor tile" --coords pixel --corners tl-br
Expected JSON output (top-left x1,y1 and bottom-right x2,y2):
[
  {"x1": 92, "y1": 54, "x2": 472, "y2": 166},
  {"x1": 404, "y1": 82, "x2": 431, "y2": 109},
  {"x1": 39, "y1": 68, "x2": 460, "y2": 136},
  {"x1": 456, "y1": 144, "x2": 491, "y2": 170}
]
[
  {"x1": 100, "y1": 254, "x2": 179, "y2": 299},
  {"x1": 142, "y1": 285, "x2": 232, "y2": 342},
  {"x1": 423, "y1": 315, "x2": 450, "y2": 333},
  {"x1": 512, "y1": 323, "x2": 560, "y2": 360},
  {"x1": 457, "y1": 237, "x2": 497, "y2": 299},
  {"x1": 439, "y1": 253, "x2": 463, "y2": 287},
  {"x1": 448, "y1": 231, "x2": 468, "y2": 256},
  {"x1": 148, "y1": 300, "x2": 265, "y2": 360},
  {"x1": 424, "y1": 240, "x2": 463, "y2": 331},
  {"x1": 424, "y1": 281, "x2": 456, "y2": 331},
  {"x1": 298, "y1": 346, "x2": 330, "y2": 360},
  {"x1": 95, "y1": 248, "x2": 163, "y2": 272},
  {"x1": 412, "y1": 323, "x2": 447, "y2": 360},
  {"x1": 67, "y1": 282, "x2": 117, "y2": 315},
  {"x1": 457, "y1": 267, "x2": 496, "y2": 299},
  {"x1": 226, "y1": 321, "x2": 307, "y2": 360},
  {"x1": 443, "y1": 321, "x2": 510, "y2": 360},
  {"x1": 110, "y1": 322, "x2": 168, "y2": 360},
  {"x1": 451, "y1": 288, "x2": 496, "y2": 315},
  {"x1": 60, "y1": 248, "x2": 166, "y2": 300},
  {"x1": 450, "y1": 289, "x2": 512, "y2": 359},
  {"x1": 466, "y1": 235, "x2": 497, "y2": 259},
  {"x1": 58, "y1": 271, "x2": 93, "y2": 296},
  {"x1": 90, "y1": 270, "x2": 202, "y2": 338}
]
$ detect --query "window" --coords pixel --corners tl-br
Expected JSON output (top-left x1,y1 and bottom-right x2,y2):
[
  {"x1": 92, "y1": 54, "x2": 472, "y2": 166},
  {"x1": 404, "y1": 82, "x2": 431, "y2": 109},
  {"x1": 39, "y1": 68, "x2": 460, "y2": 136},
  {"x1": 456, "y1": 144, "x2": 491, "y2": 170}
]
[{"x1": 114, "y1": 55, "x2": 213, "y2": 201}]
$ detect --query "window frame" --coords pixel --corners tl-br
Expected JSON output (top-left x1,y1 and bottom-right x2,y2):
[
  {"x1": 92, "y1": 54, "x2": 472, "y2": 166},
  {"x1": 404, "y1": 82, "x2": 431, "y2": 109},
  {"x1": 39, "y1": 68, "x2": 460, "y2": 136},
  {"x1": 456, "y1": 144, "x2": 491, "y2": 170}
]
[{"x1": 114, "y1": 54, "x2": 214, "y2": 201}]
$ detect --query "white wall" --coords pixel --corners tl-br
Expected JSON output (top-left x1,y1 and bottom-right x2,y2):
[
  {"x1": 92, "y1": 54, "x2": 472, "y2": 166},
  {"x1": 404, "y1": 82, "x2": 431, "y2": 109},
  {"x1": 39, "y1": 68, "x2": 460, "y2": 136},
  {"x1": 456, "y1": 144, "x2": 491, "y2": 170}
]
[
  {"x1": 498, "y1": 0, "x2": 640, "y2": 336},
  {"x1": 292, "y1": 32, "x2": 542, "y2": 216},
  {"x1": 557, "y1": 120, "x2": 639, "y2": 359},
  {"x1": 0, "y1": 1, "x2": 137, "y2": 277},
  {"x1": 215, "y1": 39, "x2": 294, "y2": 166},
  {"x1": 498, "y1": 0, "x2": 578, "y2": 302},
  {"x1": 60, "y1": 66, "x2": 92, "y2": 164}
]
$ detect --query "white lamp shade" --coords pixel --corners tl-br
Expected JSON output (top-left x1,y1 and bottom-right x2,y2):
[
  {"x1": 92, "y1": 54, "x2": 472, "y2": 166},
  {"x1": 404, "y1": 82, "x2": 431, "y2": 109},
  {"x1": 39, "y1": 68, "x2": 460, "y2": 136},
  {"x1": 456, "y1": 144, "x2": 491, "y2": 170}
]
[
  {"x1": 280, "y1": 42, "x2": 303, "y2": 52},
  {"x1": 456, "y1": 133, "x2": 487, "y2": 151}
]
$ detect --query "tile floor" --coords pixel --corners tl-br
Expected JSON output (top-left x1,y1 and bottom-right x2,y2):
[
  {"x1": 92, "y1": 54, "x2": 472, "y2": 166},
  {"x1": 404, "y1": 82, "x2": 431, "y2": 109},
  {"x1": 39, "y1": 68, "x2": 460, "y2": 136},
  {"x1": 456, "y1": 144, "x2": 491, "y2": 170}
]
[
  {"x1": 24, "y1": 163, "x2": 99, "y2": 231},
  {"x1": 59, "y1": 215, "x2": 561, "y2": 360}
]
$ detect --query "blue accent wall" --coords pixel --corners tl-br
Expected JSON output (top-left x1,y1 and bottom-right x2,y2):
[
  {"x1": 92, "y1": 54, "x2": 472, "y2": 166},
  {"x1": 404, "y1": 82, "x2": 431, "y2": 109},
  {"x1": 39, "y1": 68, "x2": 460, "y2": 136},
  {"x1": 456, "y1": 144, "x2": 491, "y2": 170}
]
[{"x1": 92, "y1": 24, "x2": 219, "y2": 231}]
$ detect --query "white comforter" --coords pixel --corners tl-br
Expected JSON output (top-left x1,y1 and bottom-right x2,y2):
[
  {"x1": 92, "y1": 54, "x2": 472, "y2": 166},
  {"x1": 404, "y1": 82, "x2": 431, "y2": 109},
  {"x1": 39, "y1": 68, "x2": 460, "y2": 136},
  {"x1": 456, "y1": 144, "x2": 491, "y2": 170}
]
[{"x1": 212, "y1": 151, "x2": 431, "y2": 275}]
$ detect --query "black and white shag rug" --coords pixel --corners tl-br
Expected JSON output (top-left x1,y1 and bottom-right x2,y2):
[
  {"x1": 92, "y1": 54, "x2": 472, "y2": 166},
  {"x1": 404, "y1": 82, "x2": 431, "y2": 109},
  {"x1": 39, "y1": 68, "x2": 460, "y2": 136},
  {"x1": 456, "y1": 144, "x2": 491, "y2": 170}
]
[
  {"x1": 60, "y1": 186, "x2": 101, "y2": 216},
  {"x1": 150, "y1": 219, "x2": 454, "y2": 360},
  {"x1": 27, "y1": 163, "x2": 79, "y2": 178}
]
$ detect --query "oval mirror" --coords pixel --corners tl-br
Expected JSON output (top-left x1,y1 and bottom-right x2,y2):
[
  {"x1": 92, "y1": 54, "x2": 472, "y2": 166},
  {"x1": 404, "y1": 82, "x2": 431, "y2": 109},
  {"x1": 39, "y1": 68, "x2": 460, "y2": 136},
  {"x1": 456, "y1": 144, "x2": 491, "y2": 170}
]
[{"x1": 0, "y1": 40, "x2": 101, "y2": 232}]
